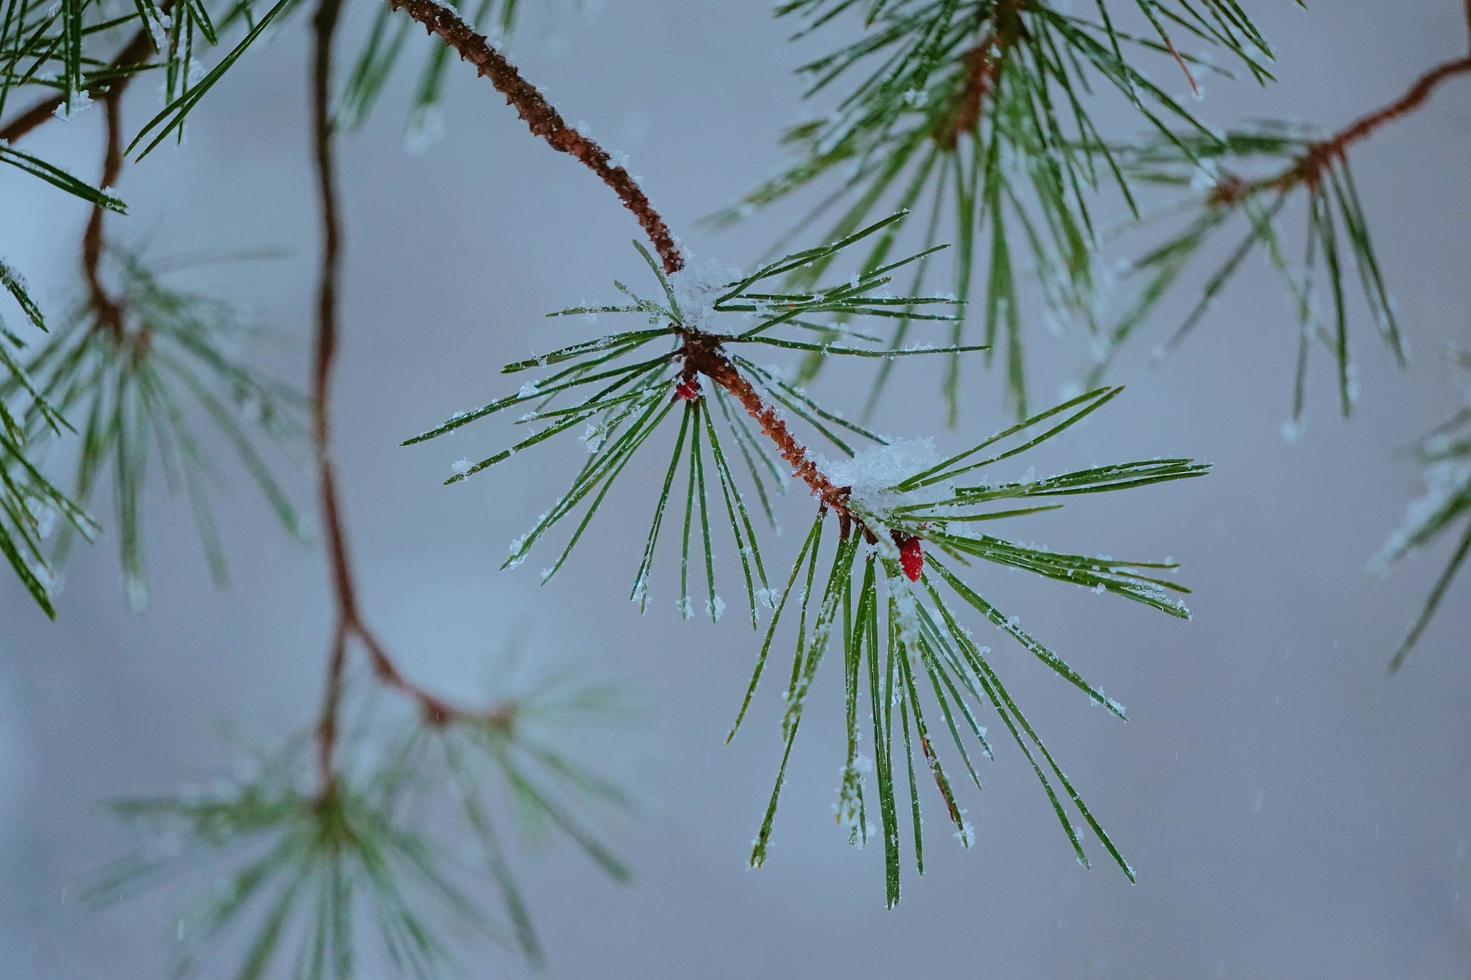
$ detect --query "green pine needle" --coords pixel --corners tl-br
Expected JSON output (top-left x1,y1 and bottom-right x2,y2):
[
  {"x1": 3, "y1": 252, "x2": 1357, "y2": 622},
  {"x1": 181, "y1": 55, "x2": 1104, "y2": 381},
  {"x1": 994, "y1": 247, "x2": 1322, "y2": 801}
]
[
  {"x1": 713, "y1": 0, "x2": 1281, "y2": 420},
  {"x1": 1372, "y1": 348, "x2": 1471, "y2": 672},
  {"x1": 718, "y1": 385, "x2": 1204, "y2": 898},
  {"x1": 1, "y1": 246, "x2": 305, "y2": 610},
  {"x1": 85, "y1": 659, "x2": 635, "y2": 975}
]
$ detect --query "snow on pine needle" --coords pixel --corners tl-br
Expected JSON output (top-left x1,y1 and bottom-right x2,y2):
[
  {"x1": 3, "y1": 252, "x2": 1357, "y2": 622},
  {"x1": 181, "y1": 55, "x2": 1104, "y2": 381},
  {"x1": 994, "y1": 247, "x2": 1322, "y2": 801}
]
[
  {"x1": 403, "y1": 213, "x2": 1209, "y2": 902},
  {"x1": 402, "y1": 211, "x2": 971, "y2": 630},
  {"x1": 1372, "y1": 348, "x2": 1471, "y2": 672},
  {"x1": 0, "y1": 256, "x2": 98, "y2": 617},
  {"x1": 731, "y1": 384, "x2": 1207, "y2": 906}
]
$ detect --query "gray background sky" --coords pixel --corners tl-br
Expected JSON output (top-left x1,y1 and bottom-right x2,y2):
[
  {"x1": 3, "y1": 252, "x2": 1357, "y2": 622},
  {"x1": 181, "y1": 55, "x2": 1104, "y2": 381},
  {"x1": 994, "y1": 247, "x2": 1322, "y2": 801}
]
[{"x1": 3, "y1": 0, "x2": 1471, "y2": 976}]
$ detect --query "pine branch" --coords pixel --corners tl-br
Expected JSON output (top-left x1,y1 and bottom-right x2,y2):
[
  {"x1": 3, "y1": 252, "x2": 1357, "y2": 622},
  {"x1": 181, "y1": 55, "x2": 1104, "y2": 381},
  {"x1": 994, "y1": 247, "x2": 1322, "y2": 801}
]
[
  {"x1": 383, "y1": 0, "x2": 891, "y2": 533},
  {"x1": 0, "y1": 0, "x2": 294, "y2": 613},
  {"x1": 2, "y1": 3, "x2": 305, "y2": 606},
  {"x1": 3, "y1": 246, "x2": 308, "y2": 607},
  {"x1": 400, "y1": 226, "x2": 1202, "y2": 895},
  {"x1": 1094, "y1": 37, "x2": 1471, "y2": 419},
  {"x1": 31, "y1": 10, "x2": 635, "y2": 969},
  {"x1": 715, "y1": 0, "x2": 1278, "y2": 420},
  {"x1": 81, "y1": 72, "x2": 129, "y2": 338},
  {"x1": 377, "y1": 0, "x2": 1210, "y2": 896},
  {"x1": 309, "y1": 0, "x2": 546, "y2": 797}
]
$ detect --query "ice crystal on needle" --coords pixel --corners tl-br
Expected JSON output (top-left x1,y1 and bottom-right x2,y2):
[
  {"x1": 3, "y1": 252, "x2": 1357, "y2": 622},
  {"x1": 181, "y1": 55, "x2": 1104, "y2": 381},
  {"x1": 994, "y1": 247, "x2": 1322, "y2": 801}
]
[
  {"x1": 668, "y1": 257, "x2": 737, "y2": 332},
  {"x1": 818, "y1": 437, "x2": 948, "y2": 522}
]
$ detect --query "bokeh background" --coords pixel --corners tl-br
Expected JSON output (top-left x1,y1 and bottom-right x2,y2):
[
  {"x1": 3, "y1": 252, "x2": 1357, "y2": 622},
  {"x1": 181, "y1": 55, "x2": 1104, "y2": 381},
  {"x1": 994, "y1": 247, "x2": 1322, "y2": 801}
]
[{"x1": 3, "y1": 1, "x2": 1470, "y2": 976}]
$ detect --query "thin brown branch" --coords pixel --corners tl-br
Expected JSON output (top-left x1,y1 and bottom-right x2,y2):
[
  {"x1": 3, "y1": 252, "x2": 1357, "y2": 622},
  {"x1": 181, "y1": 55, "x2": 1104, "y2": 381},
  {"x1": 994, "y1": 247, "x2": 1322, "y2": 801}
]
[
  {"x1": 355, "y1": 628, "x2": 462, "y2": 726},
  {"x1": 81, "y1": 93, "x2": 127, "y2": 337},
  {"x1": 1294, "y1": 54, "x2": 1471, "y2": 185},
  {"x1": 309, "y1": 0, "x2": 507, "y2": 796},
  {"x1": 309, "y1": 0, "x2": 351, "y2": 621},
  {"x1": 26, "y1": 13, "x2": 169, "y2": 341},
  {"x1": 314, "y1": 620, "x2": 348, "y2": 791},
  {"x1": 1209, "y1": 50, "x2": 1471, "y2": 209},
  {"x1": 309, "y1": 0, "x2": 352, "y2": 796},
  {"x1": 71, "y1": 24, "x2": 163, "y2": 339},
  {"x1": 384, "y1": 0, "x2": 683, "y2": 275},
  {"x1": 684, "y1": 338, "x2": 854, "y2": 519}
]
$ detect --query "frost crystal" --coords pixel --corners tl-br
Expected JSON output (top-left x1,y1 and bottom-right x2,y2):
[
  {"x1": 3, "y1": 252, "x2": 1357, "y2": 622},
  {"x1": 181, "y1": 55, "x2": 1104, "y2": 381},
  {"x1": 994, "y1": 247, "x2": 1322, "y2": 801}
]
[
  {"x1": 1371, "y1": 460, "x2": 1471, "y2": 574},
  {"x1": 817, "y1": 437, "x2": 948, "y2": 521},
  {"x1": 451, "y1": 457, "x2": 471, "y2": 475},
  {"x1": 52, "y1": 89, "x2": 94, "y2": 122},
  {"x1": 579, "y1": 421, "x2": 607, "y2": 453},
  {"x1": 142, "y1": 8, "x2": 171, "y2": 48},
  {"x1": 668, "y1": 257, "x2": 737, "y2": 332}
]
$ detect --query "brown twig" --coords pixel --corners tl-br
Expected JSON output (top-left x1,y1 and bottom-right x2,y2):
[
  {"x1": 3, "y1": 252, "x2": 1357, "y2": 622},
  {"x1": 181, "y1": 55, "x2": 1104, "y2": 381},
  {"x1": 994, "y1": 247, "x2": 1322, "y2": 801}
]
[
  {"x1": 309, "y1": 0, "x2": 353, "y2": 796},
  {"x1": 385, "y1": 0, "x2": 682, "y2": 274},
  {"x1": 81, "y1": 94, "x2": 127, "y2": 337},
  {"x1": 382, "y1": 0, "x2": 869, "y2": 534},
  {"x1": 683, "y1": 337, "x2": 853, "y2": 517},
  {"x1": 314, "y1": 621, "x2": 348, "y2": 790},
  {"x1": 309, "y1": 0, "x2": 495, "y2": 797},
  {"x1": 1211, "y1": 48, "x2": 1471, "y2": 208},
  {"x1": 1293, "y1": 54, "x2": 1471, "y2": 187}
]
